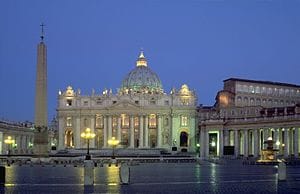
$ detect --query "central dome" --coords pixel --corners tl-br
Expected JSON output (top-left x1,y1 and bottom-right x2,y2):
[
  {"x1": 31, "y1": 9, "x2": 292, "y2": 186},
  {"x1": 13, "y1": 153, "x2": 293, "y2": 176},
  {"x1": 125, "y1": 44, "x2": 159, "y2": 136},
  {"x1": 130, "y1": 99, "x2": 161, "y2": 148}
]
[{"x1": 120, "y1": 51, "x2": 163, "y2": 94}]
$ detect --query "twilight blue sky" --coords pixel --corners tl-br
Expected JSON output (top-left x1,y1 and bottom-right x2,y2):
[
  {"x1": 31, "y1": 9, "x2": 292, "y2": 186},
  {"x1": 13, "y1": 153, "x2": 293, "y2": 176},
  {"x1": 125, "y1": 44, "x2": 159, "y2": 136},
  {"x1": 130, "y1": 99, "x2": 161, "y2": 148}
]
[{"x1": 0, "y1": 0, "x2": 300, "y2": 123}]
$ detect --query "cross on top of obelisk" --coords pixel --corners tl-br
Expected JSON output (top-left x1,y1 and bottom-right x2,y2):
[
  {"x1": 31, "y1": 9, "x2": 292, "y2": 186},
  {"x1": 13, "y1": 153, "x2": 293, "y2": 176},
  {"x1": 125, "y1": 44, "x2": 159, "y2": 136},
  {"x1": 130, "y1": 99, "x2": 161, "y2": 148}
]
[{"x1": 40, "y1": 23, "x2": 45, "y2": 41}]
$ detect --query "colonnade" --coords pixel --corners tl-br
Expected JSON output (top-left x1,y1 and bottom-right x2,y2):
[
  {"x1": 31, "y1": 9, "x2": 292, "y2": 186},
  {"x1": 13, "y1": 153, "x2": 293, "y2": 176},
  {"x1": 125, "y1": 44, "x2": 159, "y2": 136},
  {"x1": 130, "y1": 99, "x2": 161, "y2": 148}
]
[
  {"x1": 59, "y1": 114, "x2": 164, "y2": 150},
  {"x1": 200, "y1": 127, "x2": 300, "y2": 158},
  {"x1": 1, "y1": 134, "x2": 34, "y2": 154}
]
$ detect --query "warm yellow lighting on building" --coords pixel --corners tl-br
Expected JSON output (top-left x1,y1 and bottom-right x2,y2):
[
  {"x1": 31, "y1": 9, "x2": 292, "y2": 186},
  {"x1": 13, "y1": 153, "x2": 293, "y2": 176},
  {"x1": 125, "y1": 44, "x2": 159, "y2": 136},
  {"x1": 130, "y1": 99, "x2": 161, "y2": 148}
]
[
  {"x1": 267, "y1": 137, "x2": 272, "y2": 141},
  {"x1": 81, "y1": 128, "x2": 96, "y2": 160},
  {"x1": 276, "y1": 141, "x2": 280, "y2": 146},
  {"x1": 108, "y1": 137, "x2": 120, "y2": 147},
  {"x1": 136, "y1": 51, "x2": 147, "y2": 67},
  {"x1": 4, "y1": 136, "x2": 15, "y2": 145},
  {"x1": 81, "y1": 128, "x2": 96, "y2": 139},
  {"x1": 219, "y1": 95, "x2": 229, "y2": 106}
]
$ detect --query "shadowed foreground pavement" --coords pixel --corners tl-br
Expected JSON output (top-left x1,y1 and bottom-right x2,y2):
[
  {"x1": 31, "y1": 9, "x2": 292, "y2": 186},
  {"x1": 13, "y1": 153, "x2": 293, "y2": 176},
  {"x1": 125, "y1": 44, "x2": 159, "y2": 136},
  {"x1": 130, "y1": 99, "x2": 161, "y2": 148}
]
[{"x1": 1, "y1": 161, "x2": 300, "y2": 193}]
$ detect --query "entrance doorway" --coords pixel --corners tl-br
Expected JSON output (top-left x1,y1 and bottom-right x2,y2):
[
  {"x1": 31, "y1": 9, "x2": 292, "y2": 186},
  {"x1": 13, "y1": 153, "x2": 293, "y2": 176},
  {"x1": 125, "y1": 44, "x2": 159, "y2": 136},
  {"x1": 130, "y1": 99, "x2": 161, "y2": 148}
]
[
  {"x1": 65, "y1": 130, "x2": 74, "y2": 148},
  {"x1": 180, "y1": 132, "x2": 188, "y2": 147}
]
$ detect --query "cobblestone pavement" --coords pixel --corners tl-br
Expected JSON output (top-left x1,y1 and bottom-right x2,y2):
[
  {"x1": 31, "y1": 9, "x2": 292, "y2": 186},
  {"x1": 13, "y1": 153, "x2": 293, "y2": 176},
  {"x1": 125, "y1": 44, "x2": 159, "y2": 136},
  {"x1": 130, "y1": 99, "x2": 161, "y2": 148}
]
[{"x1": 1, "y1": 161, "x2": 300, "y2": 193}]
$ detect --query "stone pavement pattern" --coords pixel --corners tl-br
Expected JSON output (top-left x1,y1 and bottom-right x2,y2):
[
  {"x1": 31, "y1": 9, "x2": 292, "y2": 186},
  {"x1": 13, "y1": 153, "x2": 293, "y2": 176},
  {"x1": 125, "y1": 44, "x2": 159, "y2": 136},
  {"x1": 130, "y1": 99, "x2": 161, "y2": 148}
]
[{"x1": 1, "y1": 162, "x2": 300, "y2": 193}]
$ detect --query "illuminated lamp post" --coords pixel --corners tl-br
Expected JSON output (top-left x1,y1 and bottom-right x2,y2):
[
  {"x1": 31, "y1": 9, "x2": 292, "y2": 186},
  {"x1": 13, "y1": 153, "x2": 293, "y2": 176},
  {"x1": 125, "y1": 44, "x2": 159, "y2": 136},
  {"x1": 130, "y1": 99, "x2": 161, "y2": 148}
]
[
  {"x1": 81, "y1": 128, "x2": 95, "y2": 160},
  {"x1": 4, "y1": 136, "x2": 15, "y2": 156},
  {"x1": 196, "y1": 143, "x2": 200, "y2": 157},
  {"x1": 108, "y1": 137, "x2": 120, "y2": 159}
]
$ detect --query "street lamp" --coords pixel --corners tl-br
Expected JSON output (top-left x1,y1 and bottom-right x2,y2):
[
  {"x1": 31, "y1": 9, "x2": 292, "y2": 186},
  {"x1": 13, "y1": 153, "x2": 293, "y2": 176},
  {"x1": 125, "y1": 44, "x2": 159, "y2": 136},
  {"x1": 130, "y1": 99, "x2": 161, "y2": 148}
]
[
  {"x1": 108, "y1": 137, "x2": 119, "y2": 159},
  {"x1": 81, "y1": 128, "x2": 95, "y2": 160},
  {"x1": 196, "y1": 143, "x2": 200, "y2": 157},
  {"x1": 4, "y1": 136, "x2": 15, "y2": 156}
]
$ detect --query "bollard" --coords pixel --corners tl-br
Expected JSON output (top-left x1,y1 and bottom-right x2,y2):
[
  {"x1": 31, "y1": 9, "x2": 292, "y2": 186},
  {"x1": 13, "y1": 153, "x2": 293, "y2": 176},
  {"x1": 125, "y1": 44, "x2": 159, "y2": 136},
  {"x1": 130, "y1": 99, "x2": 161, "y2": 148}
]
[
  {"x1": 119, "y1": 163, "x2": 130, "y2": 185},
  {"x1": 278, "y1": 162, "x2": 286, "y2": 181},
  {"x1": 0, "y1": 166, "x2": 5, "y2": 185},
  {"x1": 84, "y1": 160, "x2": 94, "y2": 185}
]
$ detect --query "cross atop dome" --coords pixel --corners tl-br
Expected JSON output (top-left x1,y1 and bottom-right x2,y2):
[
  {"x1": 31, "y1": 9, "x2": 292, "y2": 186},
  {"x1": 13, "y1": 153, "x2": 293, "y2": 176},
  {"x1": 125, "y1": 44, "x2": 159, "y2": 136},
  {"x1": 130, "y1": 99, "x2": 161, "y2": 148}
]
[{"x1": 136, "y1": 50, "x2": 147, "y2": 67}]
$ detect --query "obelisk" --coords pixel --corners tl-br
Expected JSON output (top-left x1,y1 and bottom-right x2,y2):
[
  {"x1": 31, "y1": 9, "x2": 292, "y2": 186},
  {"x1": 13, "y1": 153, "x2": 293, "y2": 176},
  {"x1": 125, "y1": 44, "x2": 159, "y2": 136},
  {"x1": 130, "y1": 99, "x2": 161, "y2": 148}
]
[{"x1": 34, "y1": 23, "x2": 49, "y2": 156}]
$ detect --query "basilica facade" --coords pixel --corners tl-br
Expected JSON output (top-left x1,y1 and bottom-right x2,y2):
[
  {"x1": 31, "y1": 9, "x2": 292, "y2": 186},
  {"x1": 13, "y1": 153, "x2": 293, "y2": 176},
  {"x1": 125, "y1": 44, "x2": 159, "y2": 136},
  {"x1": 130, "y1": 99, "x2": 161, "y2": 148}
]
[{"x1": 57, "y1": 52, "x2": 197, "y2": 151}]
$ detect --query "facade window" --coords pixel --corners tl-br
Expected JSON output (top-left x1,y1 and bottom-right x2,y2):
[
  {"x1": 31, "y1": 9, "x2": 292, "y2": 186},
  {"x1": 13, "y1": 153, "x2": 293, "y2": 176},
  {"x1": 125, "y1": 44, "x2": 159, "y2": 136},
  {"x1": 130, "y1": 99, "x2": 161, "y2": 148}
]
[
  {"x1": 297, "y1": 90, "x2": 300, "y2": 97},
  {"x1": 237, "y1": 96, "x2": 242, "y2": 103},
  {"x1": 244, "y1": 97, "x2": 248, "y2": 105},
  {"x1": 95, "y1": 115, "x2": 103, "y2": 128},
  {"x1": 291, "y1": 101, "x2": 295, "y2": 105},
  {"x1": 280, "y1": 100, "x2": 284, "y2": 105},
  {"x1": 83, "y1": 101, "x2": 88, "y2": 106},
  {"x1": 164, "y1": 100, "x2": 169, "y2": 105},
  {"x1": 237, "y1": 84, "x2": 243, "y2": 92},
  {"x1": 243, "y1": 85, "x2": 249, "y2": 93},
  {"x1": 66, "y1": 117, "x2": 72, "y2": 127},
  {"x1": 134, "y1": 117, "x2": 139, "y2": 127},
  {"x1": 150, "y1": 100, "x2": 156, "y2": 105},
  {"x1": 274, "y1": 100, "x2": 278, "y2": 105},
  {"x1": 262, "y1": 99, "x2": 266, "y2": 105},
  {"x1": 113, "y1": 101, "x2": 117, "y2": 104},
  {"x1": 149, "y1": 114, "x2": 157, "y2": 128},
  {"x1": 113, "y1": 117, "x2": 117, "y2": 127},
  {"x1": 285, "y1": 89, "x2": 290, "y2": 96},
  {"x1": 286, "y1": 101, "x2": 290, "y2": 105},
  {"x1": 268, "y1": 88, "x2": 273, "y2": 95},
  {"x1": 256, "y1": 98, "x2": 261, "y2": 105},
  {"x1": 135, "y1": 101, "x2": 139, "y2": 104},
  {"x1": 84, "y1": 118, "x2": 88, "y2": 127},
  {"x1": 249, "y1": 86, "x2": 255, "y2": 93},
  {"x1": 274, "y1": 88, "x2": 278, "y2": 96},
  {"x1": 261, "y1": 87, "x2": 266, "y2": 94},
  {"x1": 268, "y1": 99, "x2": 273, "y2": 105},
  {"x1": 181, "y1": 116, "x2": 188, "y2": 127},
  {"x1": 66, "y1": 99, "x2": 72, "y2": 106},
  {"x1": 255, "y1": 86, "x2": 260, "y2": 94},
  {"x1": 231, "y1": 110, "x2": 235, "y2": 116},
  {"x1": 250, "y1": 98, "x2": 255, "y2": 105},
  {"x1": 164, "y1": 117, "x2": 169, "y2": 126},
  {"x1": 121, "y1": 114, "x2": 129, "y2": 128},
  {"x1": 279, "y1": 88, "x2": 284, "y2": 96}
]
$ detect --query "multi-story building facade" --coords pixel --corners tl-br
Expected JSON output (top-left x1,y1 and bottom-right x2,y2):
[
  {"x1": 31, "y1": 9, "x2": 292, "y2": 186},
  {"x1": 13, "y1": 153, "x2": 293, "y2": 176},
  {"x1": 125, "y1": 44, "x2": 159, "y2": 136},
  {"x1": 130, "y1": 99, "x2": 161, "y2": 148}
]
[
  {"x1": 198, "y1": 78, "x2": 300, "y2": 158},
  {"x1": 57, "y1": 52, "x2": 197, "y2": 152}
]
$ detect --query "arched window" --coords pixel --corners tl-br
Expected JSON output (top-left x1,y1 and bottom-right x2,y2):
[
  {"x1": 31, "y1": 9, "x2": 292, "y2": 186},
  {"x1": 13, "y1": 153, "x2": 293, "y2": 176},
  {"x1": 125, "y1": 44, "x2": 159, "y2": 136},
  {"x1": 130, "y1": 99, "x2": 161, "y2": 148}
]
[{"x1": 256, "y1": 98, "x2": 261, "y2": 106}]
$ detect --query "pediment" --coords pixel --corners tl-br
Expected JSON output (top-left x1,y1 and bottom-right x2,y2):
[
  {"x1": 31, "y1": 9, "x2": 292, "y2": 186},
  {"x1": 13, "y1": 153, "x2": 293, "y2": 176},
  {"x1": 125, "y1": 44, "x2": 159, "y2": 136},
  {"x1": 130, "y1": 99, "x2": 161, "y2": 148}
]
[{"x1": 109, "y1": 100, "x2": 140, "y2": 110}]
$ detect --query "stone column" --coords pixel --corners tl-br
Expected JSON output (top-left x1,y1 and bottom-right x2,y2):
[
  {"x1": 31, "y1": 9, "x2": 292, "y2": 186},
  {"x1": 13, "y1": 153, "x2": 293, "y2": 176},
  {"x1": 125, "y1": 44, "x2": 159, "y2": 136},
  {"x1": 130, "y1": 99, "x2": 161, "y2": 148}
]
[
  {"x1": 16, "y1": 135, "x2": 21, "y2": 154},
  {"x1": 253, "y1": 129, "x2": 259, "y2": 157},
  {"x1": 90, "y1": 116, "x2": 95, "y2": 148},
  {"x1": 219, "y1": 129, "x2": 223, "y2": 157},
  {"x1": 103, "y1": 116, "x2": 107, "y2": 148},
  {"x1": 234, "y1": 130, "x2": 239, "y2": 157},
  {"x1": 284, "y1": 128, "x2": 289, "y2": 158},
  {"x1": 206, "y1": 130, "x2": 209, "y2": 158},
  {"x1": 244, "y1": 129, "x2": 248, "y2": 157},
  {"x1": 58, "y1": 117, "x2": 64, "y2": 150},
  {"x1": 264, "y1": 128, "x2": 269, "y2": 149},
  {"x1": 200, "y1": 128, "x2": 205, "y2": 158},
  {"x1": 75, "y1": 117, "x2": 81, "y2": 149},
  {"x1": 117, "y1": 117, "x2": 122, "y2": 143},
  {"x1": 139, "y1": 115, "x2": 144, "y2": 148},
  {"x1": 274, "y1": 128, "x2": 279, "y2": 150},
  {"x1": 129, "y1": 116, "x2": 134, "y2": 148},
  {"x1": 145, "y1": 115, "x2": 149, "y2": 148},
  {"x1": 108, "y1": 115, "x2": 112, "y2": 140},
  {"x1": 295, "y1": 128, "x2": 299, "y2": 158},
  {"x1": 224, "y1": 129, "x2": 229, "y2": 146},
  {"x1": 157, "y1": 115, "x2": 162, "y2": 148}
]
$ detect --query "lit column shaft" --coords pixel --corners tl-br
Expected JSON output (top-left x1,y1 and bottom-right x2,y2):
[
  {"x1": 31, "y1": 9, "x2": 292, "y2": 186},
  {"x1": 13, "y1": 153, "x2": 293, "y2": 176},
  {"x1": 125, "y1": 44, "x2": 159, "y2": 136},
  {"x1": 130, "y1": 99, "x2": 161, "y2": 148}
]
[
  {"x1": 145, "y1": 116, "x2": 149, "y2": 148},
  {"x1": 295, "y1": 128, "x2": 299, "y2": 158},
  {"x1": 253, "y1": 129, "x2": 259, "y2": 157},
  {"x1": 200, "y1": 128, "x2": 205, "y2": 158},
  {"x1": 58, "y1": 117, "x2": 64, "y2": 150},
  {"x1": 90, "y1": 117, "x2": 95, "y2": 148},
  {"x1": 139, "y1": 116, "x2": 144, "y2": 148},
  {"x1": 130, "y1": 116, "x2": 134, "y2": 148},
  {"x1": 234, "y1": 130, "x2": 239, "y2": 157},
  {"x1": 117, "y1": 117, "x2": 122, "y2": 144},
  {"x1": 284, "y1": 128, "x2": 289, "y2": 158},
  {"x1": 108, "y1": 115, "x2": 112, "y2": 141},
  {"x1": 75, "y1": 117, "x2": 80, "y2": 148},
  {"x1": 243, "y1": 129, "x2": 248, "y2": 157},
  {"x1": 157, "y1": 115, "x2": 162, "y2": 148},
  {"x1": 103, "y1": 116, "x2": 107, "y2": 148},
  {"x1": 219, "y1": 129, "x2": 223, "y2": 157}
]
